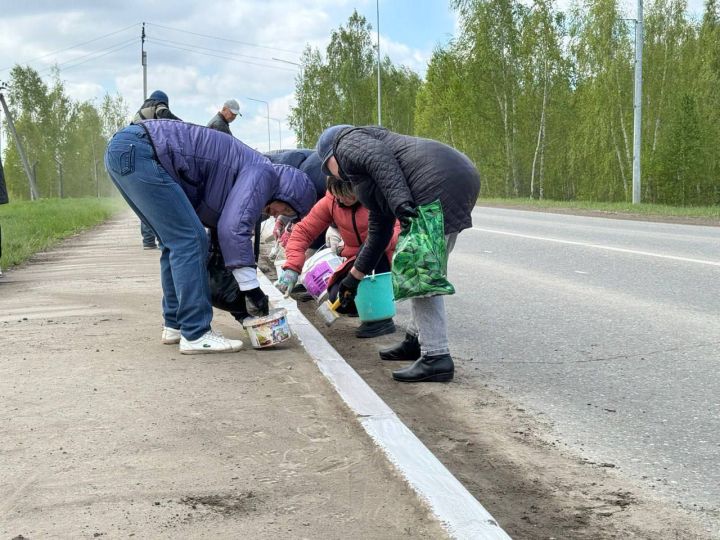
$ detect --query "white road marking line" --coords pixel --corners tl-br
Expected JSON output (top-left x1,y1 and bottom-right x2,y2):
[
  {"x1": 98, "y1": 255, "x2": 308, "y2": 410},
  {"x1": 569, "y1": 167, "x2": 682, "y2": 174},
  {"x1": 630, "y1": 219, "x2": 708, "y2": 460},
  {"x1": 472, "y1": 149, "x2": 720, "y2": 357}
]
[
  {"x1": 574, "y1": 271, "x2": 589, "y2": 274},
  {"x1": 471, "y1": 227, "x2": 720, "y2": 267},
  {"x1": 258, "y1": 272, "x2": 512, "y2": 540}
]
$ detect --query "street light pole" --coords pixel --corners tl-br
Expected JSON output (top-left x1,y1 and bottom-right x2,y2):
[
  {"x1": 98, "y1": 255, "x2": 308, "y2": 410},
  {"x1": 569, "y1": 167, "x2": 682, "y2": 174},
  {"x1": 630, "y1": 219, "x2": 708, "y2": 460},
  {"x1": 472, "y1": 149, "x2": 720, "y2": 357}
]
[
  {"x1": 376, "y1": 0, "x2": 382, "y2": 126},
  {"x1": 269, "y1": 117, "x2": 283, "y2": 150},
  {"x1": 632, "y1": 0, "x2": 643, "y2": 204},
  {"x1": 246, "y1": 97, "x2": 271, "y2": 152},
  {"x1": 272, "y1": 57, "x2": 304, "y2": 146}
]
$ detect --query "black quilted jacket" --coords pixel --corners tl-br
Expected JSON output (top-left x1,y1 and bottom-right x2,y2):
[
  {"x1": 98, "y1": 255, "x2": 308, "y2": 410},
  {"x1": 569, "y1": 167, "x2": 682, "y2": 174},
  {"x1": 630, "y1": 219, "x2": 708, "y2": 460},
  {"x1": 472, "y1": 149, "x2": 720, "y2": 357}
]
[{"x1": 332, "y1": 126, "x2": 480, "y2": 274}]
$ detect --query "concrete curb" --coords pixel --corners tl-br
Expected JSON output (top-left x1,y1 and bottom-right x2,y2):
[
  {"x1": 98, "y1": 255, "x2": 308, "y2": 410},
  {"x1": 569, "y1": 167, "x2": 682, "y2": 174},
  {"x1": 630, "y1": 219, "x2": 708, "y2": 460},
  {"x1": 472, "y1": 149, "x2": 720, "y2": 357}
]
[{"x1": 259, "y1": 272, "x2": 511, "y2": 540}]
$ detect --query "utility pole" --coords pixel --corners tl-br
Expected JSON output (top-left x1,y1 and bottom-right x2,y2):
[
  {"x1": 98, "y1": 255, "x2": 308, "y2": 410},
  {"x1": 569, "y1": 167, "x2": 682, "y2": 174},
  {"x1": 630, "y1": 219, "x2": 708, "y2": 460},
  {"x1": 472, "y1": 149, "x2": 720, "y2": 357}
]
[
  {"x1": 376, "y1": 0, "x2": 382, "y2": 126},
  {"x1": 0, "y1": 88, "x2": 40, "y2": 199},
  {"x1": 632, "y1": 0, "x2": 643, "y2": 204},
  {"x1": 141, "y1": 22, "x2": 147, "y2": 100}
]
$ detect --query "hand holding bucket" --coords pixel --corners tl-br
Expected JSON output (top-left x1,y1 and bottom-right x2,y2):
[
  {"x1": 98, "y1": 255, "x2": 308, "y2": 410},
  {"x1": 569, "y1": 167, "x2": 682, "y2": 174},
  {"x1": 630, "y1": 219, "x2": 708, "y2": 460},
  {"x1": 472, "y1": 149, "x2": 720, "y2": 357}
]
[{"x1": 354, "y1": 272, "x2": 396, "y2": 322}]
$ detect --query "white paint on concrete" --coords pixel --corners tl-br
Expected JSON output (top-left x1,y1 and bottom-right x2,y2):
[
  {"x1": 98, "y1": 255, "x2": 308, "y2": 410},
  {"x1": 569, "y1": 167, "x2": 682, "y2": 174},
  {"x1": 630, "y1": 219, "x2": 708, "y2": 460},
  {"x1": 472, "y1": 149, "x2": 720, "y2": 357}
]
[
  {"x1": 472, "y1": 226, "x2": 720, "y2": 267},
  {"x1": 259, "y1": 272, "x2": 512, "y2": 540}
]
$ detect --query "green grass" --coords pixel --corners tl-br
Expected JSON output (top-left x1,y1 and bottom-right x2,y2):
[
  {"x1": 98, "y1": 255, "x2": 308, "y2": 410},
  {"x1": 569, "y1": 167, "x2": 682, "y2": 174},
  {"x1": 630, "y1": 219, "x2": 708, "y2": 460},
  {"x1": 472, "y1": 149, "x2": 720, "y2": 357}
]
[
  {"x1": 0, "y1": 197, "x2": 125, "y2": 269},
  {"x1": 478, "y1": 197, "x2": 720, "y2": 221}
]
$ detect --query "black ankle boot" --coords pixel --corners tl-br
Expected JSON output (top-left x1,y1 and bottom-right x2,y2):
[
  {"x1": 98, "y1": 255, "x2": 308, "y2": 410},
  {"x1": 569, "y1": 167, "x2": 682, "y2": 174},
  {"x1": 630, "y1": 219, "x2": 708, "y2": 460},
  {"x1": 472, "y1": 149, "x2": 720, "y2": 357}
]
[
  {"x1": 356, "y1": 318, "x2": 396, "y2": 338},
  {"x1": 379, "y1": 333, "x2": 421, "y2": 361},
  {"x1": 392, "y1": 354, "x2": 454, "y2": 383}
]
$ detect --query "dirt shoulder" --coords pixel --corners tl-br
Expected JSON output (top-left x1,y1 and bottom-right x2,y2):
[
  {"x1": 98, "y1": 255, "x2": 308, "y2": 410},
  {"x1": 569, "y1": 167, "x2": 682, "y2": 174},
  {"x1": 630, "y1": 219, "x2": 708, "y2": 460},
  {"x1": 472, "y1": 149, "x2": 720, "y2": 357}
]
[
  {"x1": 0, "y1": 215, "x2": 447, "y2": 540},
  {"x1": 478, "y1": 201, "x2": 720, "y2": 228},
  {"x1": 261, "y1": 255, "x2": 716, "y2": 540}
]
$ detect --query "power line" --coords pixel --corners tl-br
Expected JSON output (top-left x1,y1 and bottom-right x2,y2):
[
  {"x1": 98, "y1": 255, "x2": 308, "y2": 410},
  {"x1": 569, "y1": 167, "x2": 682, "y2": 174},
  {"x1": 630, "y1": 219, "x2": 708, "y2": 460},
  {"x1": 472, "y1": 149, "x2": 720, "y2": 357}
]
[
  {"x1": 37, "y1": 38, "x2": 137, "y2": 73},
  {"x1": 51, "y1": 41, "x2": 137, "y2": 73},
  {"x1": 149, "y1": 36, "x2": 289, "y2": 65},
  {"x1": 146, "y1": 22, "x2": 301, "y2": 55},
  {"x1": 0, "y1": 23, "x2": 139, "y2": 72},
  {"x1": 147, "y1": 40, "x2": 295, "y2": 72}
]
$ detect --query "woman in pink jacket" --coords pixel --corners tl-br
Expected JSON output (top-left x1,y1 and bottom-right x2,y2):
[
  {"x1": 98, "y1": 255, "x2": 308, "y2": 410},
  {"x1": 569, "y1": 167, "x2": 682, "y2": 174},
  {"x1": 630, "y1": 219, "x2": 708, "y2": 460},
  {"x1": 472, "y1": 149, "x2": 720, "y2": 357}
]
[{"x1": 276, "y1": 176, "x2": 400, "y2": 338}]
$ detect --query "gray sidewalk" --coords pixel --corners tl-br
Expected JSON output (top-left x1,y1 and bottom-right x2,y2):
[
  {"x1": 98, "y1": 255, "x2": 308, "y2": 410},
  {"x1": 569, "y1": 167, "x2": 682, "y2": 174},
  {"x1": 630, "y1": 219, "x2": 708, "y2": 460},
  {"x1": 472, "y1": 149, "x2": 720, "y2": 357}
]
[{"x1": 0, "y1": 214, "x2": 446, "y2": 539}]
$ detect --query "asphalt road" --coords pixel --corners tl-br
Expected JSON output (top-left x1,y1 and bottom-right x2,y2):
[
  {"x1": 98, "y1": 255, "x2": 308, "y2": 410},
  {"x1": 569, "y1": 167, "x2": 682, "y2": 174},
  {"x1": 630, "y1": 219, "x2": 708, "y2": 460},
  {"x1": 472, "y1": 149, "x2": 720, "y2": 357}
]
[{"x1": 424, "y1": 207, "x2": 720, "y2": 522}]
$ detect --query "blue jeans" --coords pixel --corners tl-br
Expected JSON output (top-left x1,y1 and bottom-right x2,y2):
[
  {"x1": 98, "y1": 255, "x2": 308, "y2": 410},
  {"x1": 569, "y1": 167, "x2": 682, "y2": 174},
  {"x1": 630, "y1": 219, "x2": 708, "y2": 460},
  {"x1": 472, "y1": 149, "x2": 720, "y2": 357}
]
[{"x1": 104, "y1": 124, "x2": 212, "y2": 340}]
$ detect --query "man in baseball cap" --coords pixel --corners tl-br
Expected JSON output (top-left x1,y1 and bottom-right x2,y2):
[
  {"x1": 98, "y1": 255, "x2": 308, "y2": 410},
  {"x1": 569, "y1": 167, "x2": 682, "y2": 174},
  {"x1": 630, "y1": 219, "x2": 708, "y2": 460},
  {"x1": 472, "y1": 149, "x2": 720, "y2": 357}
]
[{"x1": 207, "y1": 99, "x2": 242, "y2": 136}]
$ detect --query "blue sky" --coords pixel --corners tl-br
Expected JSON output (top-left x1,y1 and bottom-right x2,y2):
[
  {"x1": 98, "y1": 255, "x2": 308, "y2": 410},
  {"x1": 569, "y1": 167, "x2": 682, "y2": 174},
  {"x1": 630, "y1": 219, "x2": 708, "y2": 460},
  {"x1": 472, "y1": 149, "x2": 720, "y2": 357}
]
[{"x1": 0, "y1": 0, "x2": 708, "y2": 154}]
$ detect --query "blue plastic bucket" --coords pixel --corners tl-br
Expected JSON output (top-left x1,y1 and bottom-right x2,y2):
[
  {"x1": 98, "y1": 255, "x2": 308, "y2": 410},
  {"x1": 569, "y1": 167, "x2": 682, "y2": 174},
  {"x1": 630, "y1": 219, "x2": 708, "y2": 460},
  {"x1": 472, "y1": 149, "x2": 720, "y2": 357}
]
[{"x1": 355, "y1": 272, "x2": 396, "y2": 322}]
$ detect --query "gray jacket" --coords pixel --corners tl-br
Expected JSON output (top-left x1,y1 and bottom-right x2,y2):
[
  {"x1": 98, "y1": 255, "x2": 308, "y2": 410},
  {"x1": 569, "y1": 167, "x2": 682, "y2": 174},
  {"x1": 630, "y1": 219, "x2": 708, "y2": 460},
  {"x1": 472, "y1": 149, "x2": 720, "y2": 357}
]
[{"x1": 207, "y1": 112, "x2": 232, "y2": 135}]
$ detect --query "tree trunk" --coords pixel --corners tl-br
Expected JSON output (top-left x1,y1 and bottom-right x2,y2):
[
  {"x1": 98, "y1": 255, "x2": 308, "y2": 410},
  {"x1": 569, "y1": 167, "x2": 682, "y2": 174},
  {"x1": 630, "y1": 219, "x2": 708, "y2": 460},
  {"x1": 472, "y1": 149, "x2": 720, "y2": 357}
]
[
  {"x1": 612, "y1": 125, "x2": 629, "y2": 199},
  {"x1": 531, "y1": 57, "x2": 549, "y2": 199},
  {"x1": 494, "y1": 83, "x2": 513, "y2": 197}
]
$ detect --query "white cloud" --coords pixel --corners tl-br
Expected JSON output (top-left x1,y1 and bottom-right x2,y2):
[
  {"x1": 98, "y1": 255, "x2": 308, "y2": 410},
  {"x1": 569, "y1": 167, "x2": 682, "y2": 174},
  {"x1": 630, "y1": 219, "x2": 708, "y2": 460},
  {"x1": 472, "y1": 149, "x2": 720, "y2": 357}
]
[
  {"x1": 64, "y1": 81, "x2": 105, "y2": 104},
  {"x1": 379, "y1": 35, "x2": 431, "y2": 76},
  {"x1": 0, "y1": 0, "x2": 441, "y2": 156}
]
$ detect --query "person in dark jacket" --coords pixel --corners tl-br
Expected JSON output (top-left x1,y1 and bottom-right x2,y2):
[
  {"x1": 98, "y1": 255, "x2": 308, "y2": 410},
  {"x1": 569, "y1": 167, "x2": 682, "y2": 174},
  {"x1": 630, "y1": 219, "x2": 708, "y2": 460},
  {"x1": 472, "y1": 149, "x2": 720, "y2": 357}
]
[
  {"x1": 131, "y1": 90, "x2": 181, "y2": 249},
  {"x1": 266, "y1": 149, "x2": 327, "y2": 251},
  {"x1": 104, "y1": 120, "x2": 316, "y2": 354},
  {"x1": 0, "y1": 151, "x2": 7, "y2": 276},
  {"x1": 266, "y1": 149, "x2": 325, "y2": 200},
  {"x1": 207, "y1": 99, "x2": 241, "y2": 136},
  {"x1": 316, "y1": 125, "x2": 481, "y2": 383}
]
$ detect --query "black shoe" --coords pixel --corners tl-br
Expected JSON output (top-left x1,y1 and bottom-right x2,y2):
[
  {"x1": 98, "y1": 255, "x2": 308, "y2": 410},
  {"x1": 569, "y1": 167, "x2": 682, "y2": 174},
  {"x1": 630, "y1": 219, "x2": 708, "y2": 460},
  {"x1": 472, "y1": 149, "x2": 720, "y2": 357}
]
[
  {"x1": 142, "y1": 244, "x2": 157, "y2": 250},
  {"x1": 379, "y1": 333, "x2": 420, "y2": 361},
  {"x1": 356, "y1": 318, "x2": 395, "y2": 338},
  {"x1": 392, "y1": 354, "x2": 454, "y2": 383}
]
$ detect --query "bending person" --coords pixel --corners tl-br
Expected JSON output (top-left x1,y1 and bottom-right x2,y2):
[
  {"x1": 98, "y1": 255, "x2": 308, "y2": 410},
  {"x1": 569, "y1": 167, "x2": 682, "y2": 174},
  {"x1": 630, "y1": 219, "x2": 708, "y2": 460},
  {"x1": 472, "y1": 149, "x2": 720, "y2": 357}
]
[
  {"x1": 276, "y1": 176, "x2": 400, "y2": 338},
  {"x1": 104, "y1": 120, "x2": 316, "y2": 354},
  {"x1": 316, "y1": 125, "x2": 480, "y2": 382}
]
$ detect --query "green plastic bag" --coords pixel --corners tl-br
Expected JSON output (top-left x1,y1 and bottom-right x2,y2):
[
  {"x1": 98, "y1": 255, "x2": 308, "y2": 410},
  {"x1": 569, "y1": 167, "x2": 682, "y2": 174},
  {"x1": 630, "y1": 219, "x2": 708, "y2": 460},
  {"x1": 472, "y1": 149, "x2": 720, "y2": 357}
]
[{"x1": 391, "y1": 200, "x2": 455, "y2": 300}]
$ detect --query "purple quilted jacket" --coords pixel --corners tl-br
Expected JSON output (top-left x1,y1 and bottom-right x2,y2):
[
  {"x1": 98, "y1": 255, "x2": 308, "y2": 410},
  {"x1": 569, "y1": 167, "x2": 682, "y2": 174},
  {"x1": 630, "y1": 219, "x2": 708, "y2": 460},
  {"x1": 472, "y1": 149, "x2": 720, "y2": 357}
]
[{"x1": 141, "y1": 120, "x2": 316, "y2": 268}]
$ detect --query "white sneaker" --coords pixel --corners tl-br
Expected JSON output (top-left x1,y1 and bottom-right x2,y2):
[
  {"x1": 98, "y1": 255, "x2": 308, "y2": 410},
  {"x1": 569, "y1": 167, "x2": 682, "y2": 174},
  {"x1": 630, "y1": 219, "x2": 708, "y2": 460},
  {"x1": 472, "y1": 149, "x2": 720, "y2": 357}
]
[
  {"x1": 161, "y1": 326, "x2": 181, "y2": 344},
  {"x1": 179, "y1": 330, "x2": 243, "y2": 354}
]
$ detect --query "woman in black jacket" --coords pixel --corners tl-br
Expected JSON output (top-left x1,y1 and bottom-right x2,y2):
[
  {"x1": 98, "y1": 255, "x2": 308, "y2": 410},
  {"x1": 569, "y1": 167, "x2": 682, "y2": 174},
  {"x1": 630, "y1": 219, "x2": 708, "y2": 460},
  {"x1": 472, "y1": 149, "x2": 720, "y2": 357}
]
[{"x1": 316, "y1": 125, "x2": 480, "y2": 383}]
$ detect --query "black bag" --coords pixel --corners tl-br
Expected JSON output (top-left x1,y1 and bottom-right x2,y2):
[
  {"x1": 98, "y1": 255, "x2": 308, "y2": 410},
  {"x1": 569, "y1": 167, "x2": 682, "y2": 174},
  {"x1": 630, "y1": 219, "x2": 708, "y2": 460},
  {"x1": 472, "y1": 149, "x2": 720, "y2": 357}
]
[{"x1": 207, "y1": 248, "x2": 248, "y2": 322}]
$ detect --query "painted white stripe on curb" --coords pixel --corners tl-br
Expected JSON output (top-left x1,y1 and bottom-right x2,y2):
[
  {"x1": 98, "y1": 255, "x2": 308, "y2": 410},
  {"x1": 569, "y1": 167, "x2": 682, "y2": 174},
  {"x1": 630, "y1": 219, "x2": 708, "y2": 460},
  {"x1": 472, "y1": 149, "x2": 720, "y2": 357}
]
[{"x1": 259, "y1": 272, "x2": 511, "y2": 540}]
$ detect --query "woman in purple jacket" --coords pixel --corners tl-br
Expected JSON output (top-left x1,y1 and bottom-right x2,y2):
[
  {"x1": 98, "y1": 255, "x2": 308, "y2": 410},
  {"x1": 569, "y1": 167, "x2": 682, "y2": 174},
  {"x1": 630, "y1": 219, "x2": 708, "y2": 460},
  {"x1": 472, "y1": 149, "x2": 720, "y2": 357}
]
[{"x1": 104, "y1": 120, "x2": 315, "y2": 354}]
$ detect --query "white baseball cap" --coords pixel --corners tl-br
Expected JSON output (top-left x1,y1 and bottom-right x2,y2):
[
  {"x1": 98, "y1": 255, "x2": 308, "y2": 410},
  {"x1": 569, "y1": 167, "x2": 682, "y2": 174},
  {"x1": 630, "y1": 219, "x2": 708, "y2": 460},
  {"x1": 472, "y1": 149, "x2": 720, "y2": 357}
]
[{"x1": 223, "y1": 99, "x2": 241, "y2": 115}]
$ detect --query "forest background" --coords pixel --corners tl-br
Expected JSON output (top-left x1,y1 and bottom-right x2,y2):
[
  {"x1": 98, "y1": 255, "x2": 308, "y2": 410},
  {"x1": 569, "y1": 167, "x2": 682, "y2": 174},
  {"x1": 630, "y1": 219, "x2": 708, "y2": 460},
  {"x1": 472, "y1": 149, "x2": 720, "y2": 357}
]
[{"x1": 3, "y1": 0, "x2": 719, "y2": 207}]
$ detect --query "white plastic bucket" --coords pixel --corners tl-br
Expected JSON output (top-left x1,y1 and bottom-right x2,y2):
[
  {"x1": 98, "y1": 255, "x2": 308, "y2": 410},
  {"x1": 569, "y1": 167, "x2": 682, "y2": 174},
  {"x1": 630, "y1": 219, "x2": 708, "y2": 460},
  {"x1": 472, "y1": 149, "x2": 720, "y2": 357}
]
[
  {"x1": 301, "y1": 247, "x2": 343, "y2": 276},
  {"x1": 242, "y1": 308, "x2": 292, "y2": 349},
  {"x1": 300, "y1": 248, "x2": 343, "y2": 297}
]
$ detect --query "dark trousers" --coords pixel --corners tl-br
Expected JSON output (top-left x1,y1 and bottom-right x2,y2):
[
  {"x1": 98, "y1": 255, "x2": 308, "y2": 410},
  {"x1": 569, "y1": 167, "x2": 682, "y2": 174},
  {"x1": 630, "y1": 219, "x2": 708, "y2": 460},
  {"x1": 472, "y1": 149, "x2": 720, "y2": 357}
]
[{"x1": 141, "y1": 221, "x2": 158, "y2": 247}]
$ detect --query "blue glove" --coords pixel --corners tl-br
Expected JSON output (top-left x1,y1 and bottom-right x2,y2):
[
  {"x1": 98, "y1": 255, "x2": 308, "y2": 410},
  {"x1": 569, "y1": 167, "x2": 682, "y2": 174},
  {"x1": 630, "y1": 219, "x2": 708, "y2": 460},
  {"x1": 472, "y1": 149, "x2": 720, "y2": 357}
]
[{"x1": 275, "y1": 269, "x2": 299, "y2": 295}]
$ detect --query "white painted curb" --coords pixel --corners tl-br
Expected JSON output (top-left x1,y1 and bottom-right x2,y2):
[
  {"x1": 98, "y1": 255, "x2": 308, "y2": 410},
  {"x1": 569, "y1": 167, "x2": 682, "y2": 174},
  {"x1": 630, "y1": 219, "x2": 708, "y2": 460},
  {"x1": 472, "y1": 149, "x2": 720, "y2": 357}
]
[{"x1": 259, "y1": 272, "x2": 511, "y2": 540}]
